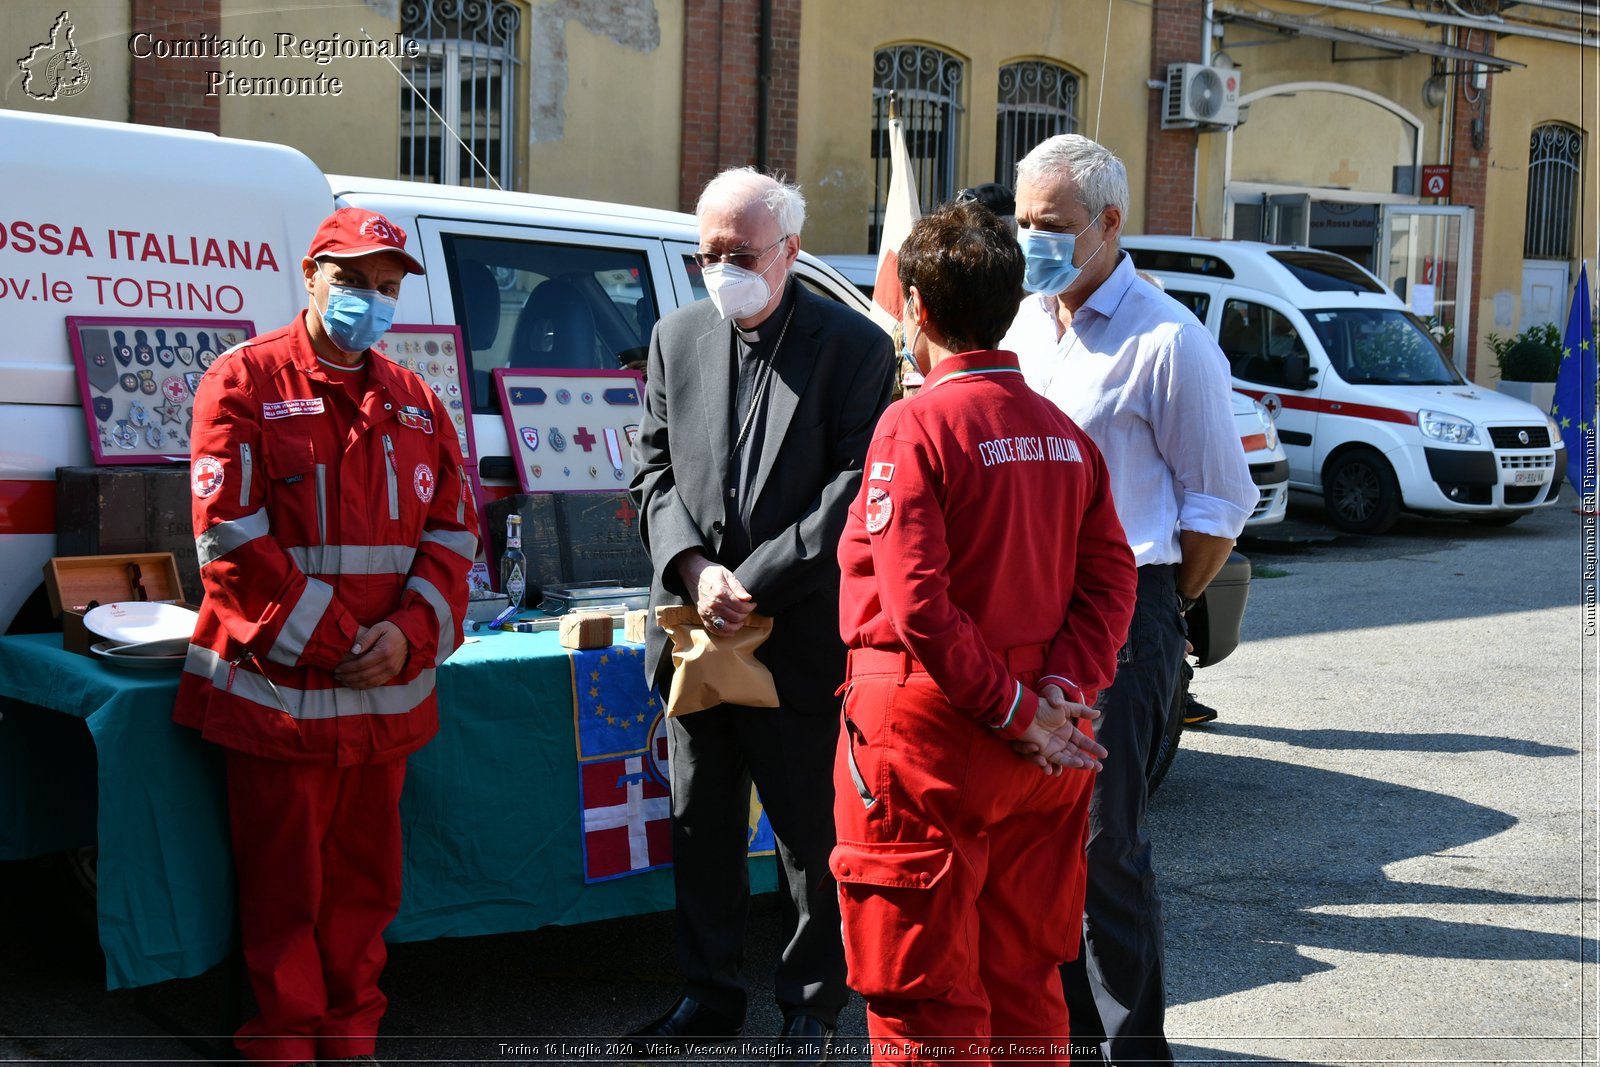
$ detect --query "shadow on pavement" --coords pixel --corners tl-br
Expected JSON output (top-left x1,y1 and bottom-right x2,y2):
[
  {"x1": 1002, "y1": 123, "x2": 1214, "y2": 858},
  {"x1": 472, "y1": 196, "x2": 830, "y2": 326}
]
[
  {"x1": 1169, "y1": 1045, "x2": 1298, "y2": 1063},
  {"x1": 1154, "y1": 749, "x2": 1592, "y2": 1010},
  {"x1": 1203, "y1": 722, "x2": 1576, "y2": 759}
]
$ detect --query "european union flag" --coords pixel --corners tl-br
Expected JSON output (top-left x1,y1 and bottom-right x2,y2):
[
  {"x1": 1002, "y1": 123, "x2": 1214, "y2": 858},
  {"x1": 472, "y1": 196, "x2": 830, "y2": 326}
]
[{"x1": 1552, "y1": 261, "x2": 1597, "y2": 500}]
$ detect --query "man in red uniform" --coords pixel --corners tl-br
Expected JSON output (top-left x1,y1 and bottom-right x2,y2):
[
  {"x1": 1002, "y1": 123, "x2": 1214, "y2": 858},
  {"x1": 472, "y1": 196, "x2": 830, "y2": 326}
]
[
  {"x1": 176, "y1": 209, "x2": 477, "y2": 1065},
  {"x1": 834, "y1": 201, "x2": 1137, "y2": 1065}
]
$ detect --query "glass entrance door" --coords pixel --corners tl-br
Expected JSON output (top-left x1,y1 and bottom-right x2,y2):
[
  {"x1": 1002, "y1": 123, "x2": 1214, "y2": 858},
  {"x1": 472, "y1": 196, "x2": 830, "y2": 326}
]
[{"x1": 1378, "y1": 205, "x2": 1475, "y2": 373}]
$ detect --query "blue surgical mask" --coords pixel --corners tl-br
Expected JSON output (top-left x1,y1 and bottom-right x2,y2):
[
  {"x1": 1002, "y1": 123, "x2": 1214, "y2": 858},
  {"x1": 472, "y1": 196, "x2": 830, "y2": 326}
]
[
  {"x1": 899, "y1": 305, "x2": 924, "y2": 377},
  {"x1": 1019, "y1": 211, "x2": 1105, "y2": 295},
  {"x1": 319, "y1": 283, "x2": 398, "y2": 353}
]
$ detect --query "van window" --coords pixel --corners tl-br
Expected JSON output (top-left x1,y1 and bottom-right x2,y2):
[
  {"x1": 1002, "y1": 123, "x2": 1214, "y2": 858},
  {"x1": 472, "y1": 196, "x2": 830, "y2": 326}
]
[
  {"x1": 1165, "y1": 288, "x2": 1211, "y2": 324},
  {"x1": 442, "y1": 234, "x2": 659, "y2": 413},
  {"x1": 1266, "y1": 250, "x2": 1386, "y2": 294},
  {"x1": 1219, "y1": 300, "x2": 1311, "y2": 389},
  {"x1": 1126, "y1": 248, "x2": 1235, "y2": 279},
  {"x1": 1306, "y1": 308, "x2": 1464, "y2": 386}
]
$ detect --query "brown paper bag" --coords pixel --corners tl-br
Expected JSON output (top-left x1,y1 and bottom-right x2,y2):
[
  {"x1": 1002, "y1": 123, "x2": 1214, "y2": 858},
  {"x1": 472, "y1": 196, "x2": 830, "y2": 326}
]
[{"x1": 655, "y1": 605, "x2": 779, "y2": 717}]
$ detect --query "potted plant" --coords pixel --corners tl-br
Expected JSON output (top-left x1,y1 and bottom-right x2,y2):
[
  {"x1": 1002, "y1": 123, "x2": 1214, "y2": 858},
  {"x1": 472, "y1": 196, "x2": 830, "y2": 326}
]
[{"x1": 1487, "y1": 323, "x2": 1561, "y2": 413}]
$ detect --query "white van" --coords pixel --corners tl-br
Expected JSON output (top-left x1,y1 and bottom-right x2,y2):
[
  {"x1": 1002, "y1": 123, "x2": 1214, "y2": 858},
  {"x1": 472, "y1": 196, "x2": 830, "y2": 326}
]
[
  {"x1": 0, "y1": 111, "x2": 870, "y2": 633},
  {"x1": 1124, "y1": 236, "x2": 1566, "y2": 534}
]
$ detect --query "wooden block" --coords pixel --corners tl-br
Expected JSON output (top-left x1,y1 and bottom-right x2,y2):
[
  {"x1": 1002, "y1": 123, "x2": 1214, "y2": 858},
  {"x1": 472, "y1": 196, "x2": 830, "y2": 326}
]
[
  {"x1": 558, "y1": 611, "x2": 615, "y2": 650},
  {"x1": 624, "y1": 608, "x2": 649, "y2": 645}
]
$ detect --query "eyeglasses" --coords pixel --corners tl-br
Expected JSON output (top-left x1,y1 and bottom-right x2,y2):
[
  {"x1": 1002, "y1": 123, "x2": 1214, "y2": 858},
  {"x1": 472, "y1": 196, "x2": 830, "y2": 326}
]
[{"x1": 693, "y1": 235, "x2": 790, "y2": 272}]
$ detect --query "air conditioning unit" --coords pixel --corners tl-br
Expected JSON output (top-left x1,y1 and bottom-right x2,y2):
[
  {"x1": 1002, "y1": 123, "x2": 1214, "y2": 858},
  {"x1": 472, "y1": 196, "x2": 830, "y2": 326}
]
[{"x1": 1163, "y1": 62, "x2": 1241, "y2": 129}]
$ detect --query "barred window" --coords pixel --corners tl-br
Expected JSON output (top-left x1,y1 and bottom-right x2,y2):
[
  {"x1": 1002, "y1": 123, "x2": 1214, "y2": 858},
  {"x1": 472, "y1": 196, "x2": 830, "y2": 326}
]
[
  {"x1": 995, "y1": 60, "x2": 1079, "y2": 186},
  {"x1": 1524, "y1": 123, "x2": 1582, "y2": 260},
  {"x1": 400, "y1": 0, "x2": 522, "y2": 188},
  {"x1": 871, "y1": 43, "x2": 965, "y2": 251}
]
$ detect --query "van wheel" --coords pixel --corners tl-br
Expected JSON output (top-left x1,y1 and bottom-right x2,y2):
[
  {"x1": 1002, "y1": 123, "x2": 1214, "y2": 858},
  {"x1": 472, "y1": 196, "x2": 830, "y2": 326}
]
[
  {"x1": 1324, "y1": 450, "x2": 1400, "y2": 534},
  {"x1": 1468, "y1": 512, "x2": 1523, "y2": 527}
]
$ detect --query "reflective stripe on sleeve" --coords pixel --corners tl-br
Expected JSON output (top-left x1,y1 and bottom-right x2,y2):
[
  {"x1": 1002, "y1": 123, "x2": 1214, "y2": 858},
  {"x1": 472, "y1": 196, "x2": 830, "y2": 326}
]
[
  {"x1": 421, "y1": 528, "x2": 478, "y2": 563},
  {"x1": 195, "y1": 509, "x2": 272, "y2": 567},
  {"x1": 265, "y1": 576, "x2": 335, "y2": 667},
  {"x1": 405, "y1": 575, "x2": 456, "y2": 665},
  {"x1": 183, "y1": 645, "x2": 436, "y2": 720},
  {"x1": 239, "y1": 442, "x2": 253, "y2": 508},
  {"x1": 286, "y1": 544, "x2": 418, "y2": 576}
]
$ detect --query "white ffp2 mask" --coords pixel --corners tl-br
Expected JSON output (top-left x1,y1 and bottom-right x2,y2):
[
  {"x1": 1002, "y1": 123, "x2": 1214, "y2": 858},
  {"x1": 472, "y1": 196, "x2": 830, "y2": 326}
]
[{"x1": 703, "y1": 263, "x2": 772, "y2": 321}]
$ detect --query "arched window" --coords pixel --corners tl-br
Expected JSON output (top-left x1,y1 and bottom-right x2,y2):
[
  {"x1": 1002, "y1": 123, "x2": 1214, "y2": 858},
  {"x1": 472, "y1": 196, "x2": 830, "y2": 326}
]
[
  {"x1": 1525, "y1": 123, "x2": 1582, "y2": 260},
  {"x1": 871, "y1": 43, "x2": 964, "y2": 251},
  {"x1": 995, "y1": 60, "x2": 1079, "y2": 185},
  {"x1": 400, "y1": 0, "x2": 522, "y2": 188}
]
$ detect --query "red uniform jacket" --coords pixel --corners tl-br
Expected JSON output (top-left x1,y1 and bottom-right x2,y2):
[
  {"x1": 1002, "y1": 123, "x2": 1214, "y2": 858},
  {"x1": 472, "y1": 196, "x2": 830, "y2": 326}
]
[
  {"x1": 838, "y1": 350, "x2": 1137, "y2": 739},
  {"x1": 174, "y1": 317, "x2": 478, "y2": 765}
]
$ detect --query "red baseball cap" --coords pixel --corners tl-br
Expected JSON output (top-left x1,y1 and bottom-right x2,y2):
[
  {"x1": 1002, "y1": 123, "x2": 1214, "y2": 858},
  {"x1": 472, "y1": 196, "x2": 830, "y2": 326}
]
[{"x1": 307, "y1": 208, "x2": 425, "y2": 275}]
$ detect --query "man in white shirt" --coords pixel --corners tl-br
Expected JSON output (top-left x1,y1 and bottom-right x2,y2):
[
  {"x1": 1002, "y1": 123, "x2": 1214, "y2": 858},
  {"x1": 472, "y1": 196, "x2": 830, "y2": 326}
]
[{"x1": 1000, "y1": 134, "x2": 1256, "y2": 1067}]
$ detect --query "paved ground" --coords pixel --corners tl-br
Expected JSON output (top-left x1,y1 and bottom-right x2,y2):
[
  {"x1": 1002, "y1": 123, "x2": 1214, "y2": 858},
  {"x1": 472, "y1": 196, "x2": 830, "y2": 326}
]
[{"x1": 1, "y1": 490, "x2": 1594, "y2": 1065}]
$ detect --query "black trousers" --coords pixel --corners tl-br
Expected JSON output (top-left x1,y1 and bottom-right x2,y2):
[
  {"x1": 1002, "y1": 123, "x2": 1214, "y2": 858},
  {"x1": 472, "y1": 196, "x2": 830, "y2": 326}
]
[
  {"x1": 1062, "y1": 563, "x2": 1183, "y2": 1067},
  {"x1": 665, "y1": 700, "x2": 848, "y2": 1025}
]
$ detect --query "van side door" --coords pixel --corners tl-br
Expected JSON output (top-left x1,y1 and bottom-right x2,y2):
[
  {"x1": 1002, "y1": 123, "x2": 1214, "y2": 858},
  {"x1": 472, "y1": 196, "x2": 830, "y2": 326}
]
[
  {"x1": 1217, "y1": 292, "x2": 1323, "y2": 487},
  {"x1": 412, "y1": 220, "x2": 675, "y2": 486}
]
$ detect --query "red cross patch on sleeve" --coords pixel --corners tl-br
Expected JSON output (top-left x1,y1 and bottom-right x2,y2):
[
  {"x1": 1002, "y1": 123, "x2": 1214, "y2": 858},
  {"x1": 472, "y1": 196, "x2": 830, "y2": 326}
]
[{"x1": 864, "y1": 486, "x2": 893, "y2": 534}]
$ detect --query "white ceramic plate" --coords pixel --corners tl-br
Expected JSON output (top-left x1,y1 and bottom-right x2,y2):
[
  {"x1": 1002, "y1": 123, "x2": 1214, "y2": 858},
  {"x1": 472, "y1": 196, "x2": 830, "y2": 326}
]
[
  {"x1": 81, "y1": 601, "x2": 199, "y2": 648},
  {"x1": 90, "y1": 640, "x2": 187, "y2": 670}
]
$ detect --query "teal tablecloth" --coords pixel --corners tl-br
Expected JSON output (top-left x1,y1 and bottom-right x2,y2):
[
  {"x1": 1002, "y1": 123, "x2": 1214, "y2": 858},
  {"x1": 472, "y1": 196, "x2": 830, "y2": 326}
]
[{"x1": 0, "y1": 631, "x2": 774, "y2": 990}]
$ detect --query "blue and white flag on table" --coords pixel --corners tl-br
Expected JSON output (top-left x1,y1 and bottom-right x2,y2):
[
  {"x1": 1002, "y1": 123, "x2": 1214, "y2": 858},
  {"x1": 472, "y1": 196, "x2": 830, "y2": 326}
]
[{"x1": 1553, "y1": 261, "x2": 1597, "y2": 499}]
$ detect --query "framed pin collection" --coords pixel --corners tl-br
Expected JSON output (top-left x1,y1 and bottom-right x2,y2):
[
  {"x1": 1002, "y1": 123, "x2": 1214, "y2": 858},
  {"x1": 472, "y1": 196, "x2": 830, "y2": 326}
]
[
  {"x1": 68, "y1": 316, "x2": 254, "y2": 465},
  {"x1": 493, "y1": 368, "x2": 645, "y2": 493},
  {"x1": 372, "y1": 324, "x2": 477, "y2": 464}
]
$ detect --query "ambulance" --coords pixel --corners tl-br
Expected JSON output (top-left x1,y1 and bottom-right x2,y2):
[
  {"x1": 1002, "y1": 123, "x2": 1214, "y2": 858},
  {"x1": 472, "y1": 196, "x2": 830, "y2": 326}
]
[
  {"x1": 1124, "y1": 236, "x2": 1567, "y2": 535},
  {"x1": 0, "y1": 111, "x2": 870, "y2": 633}
]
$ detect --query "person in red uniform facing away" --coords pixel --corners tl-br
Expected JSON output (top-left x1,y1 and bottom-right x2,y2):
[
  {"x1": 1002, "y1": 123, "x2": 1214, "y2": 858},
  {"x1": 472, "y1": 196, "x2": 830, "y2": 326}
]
[
  {"x1": 833, "y1": 200, "x2": 1138, "y2": 1066},
  {"x1": 175, "y1": 209, "x2": 478, "y2": 1066}
]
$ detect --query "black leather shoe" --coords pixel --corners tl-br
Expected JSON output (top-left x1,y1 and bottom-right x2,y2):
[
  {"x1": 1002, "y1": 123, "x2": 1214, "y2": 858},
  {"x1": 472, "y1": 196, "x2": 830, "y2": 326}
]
[
  {"x1": 770, "y1": 1014, "x2": 835, "y2": 1066},
  {"x1": 627, "y1": 994, "x2": 743, "y2": 1040}
]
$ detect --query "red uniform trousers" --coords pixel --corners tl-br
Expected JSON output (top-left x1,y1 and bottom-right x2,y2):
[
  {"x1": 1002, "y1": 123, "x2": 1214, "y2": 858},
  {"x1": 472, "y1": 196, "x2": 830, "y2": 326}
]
[
  {"x1": 832, "y1": 649, "x2": 1094, "y2": 1067},
  {"x1": 225, "y1": 750, "x2": 407, "y2": 1064}
]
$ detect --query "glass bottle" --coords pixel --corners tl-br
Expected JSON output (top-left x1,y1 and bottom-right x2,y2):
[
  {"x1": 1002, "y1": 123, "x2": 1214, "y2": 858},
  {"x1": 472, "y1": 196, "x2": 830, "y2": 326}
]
[{"x1": 500, "y1": 513, "x2": 527, "y2": 612}]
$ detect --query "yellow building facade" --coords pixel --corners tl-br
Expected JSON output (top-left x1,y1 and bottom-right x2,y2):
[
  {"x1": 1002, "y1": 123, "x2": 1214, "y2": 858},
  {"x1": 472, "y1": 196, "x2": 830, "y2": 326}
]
[{"x1": 4, "y1": 0, "x2": 1595, "y2": 384}]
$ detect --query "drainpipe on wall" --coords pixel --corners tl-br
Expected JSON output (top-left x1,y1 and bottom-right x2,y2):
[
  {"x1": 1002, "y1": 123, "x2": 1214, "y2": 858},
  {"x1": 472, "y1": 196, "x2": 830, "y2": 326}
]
[{"x1": 757, "y1": 0, "x2": 772, "y2": 170}]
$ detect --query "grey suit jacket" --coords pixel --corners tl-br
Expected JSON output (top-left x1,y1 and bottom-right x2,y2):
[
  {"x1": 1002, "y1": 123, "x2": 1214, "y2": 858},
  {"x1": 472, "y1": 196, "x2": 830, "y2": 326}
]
[{"x1": 629, "y1": 284, "x2": 896, "y2": 714}]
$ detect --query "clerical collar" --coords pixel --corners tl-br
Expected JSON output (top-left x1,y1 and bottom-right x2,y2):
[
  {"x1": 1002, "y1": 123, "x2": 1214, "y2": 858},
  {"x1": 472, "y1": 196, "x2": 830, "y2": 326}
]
[{"x1": 734, "y1": 278, "x2": 797, "y2": 349}]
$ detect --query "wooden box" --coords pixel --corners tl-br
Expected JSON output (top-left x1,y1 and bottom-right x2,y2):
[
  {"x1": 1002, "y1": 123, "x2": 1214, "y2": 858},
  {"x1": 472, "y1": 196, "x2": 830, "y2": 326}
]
[
  {"x1": 558, "y1": 611, "x2": 615, "y2": 650},
  {"x1": 43, "y1": 552, "x2": 190, "y2": 656},
  {"x1": 624, "y1": 608, "x2": 650, "y2": 645},
  {"x1": 55, "y1": 466, "x2": 203, "y2": 607}
]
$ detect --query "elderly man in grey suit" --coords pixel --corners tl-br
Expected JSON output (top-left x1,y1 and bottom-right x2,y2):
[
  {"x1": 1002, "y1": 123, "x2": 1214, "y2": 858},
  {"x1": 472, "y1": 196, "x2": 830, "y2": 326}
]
[{"x1": 628, "y1": 167, "x2": 895, "y2": 1063}]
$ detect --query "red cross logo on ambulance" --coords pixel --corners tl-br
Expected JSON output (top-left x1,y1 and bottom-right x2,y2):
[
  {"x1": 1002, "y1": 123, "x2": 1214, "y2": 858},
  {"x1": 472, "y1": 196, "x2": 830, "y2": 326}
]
[
  {"x1": 413, "y1": 463, "x2": 435, "y2": 503},
  {"x1": 192, "y1": 455, "x2": 225, "y2": 499},
  {"x1": 864, "y1": 486, "x2": 893, "y2": 534}
]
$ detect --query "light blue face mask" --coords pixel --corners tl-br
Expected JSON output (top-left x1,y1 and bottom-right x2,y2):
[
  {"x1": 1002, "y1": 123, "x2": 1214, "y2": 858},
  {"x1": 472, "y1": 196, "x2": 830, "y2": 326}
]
[
  {"x1": 899, "y1": 307, "x2": 923, "y2": 376},
  {"x1": 320, "y1": 283, "x2": 398, "y2": 353},
  {"x1": 1019, "y1": 211, "x2": 1105, "y2": 295}
]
